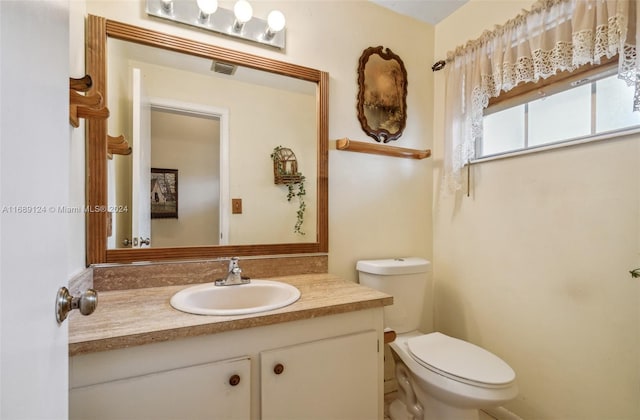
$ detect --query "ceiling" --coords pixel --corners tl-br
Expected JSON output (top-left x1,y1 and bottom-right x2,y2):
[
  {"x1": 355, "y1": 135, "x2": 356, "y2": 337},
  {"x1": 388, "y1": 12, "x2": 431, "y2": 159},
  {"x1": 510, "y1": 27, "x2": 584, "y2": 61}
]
[{"x1": 369, "y1": 0, "x2": 469, "y2": 25}]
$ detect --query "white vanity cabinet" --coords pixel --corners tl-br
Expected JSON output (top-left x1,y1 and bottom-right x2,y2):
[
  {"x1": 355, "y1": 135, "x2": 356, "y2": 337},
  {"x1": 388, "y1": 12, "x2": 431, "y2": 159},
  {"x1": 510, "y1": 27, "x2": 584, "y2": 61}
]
[
  {"x1": 261, "y1": 330, "x2": 378, "y2": 420},
  {"x1": 70, "y1": 308, "x2": 385, "y2": 420},
  {"x1": 70, "y1": 356, "x2": 251, "y2": 420}
]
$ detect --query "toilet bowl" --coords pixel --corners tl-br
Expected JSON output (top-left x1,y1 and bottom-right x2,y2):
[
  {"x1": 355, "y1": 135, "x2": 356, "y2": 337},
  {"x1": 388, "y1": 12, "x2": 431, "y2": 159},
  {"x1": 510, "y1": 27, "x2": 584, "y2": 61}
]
[
  {"x1": 389, "y1": 331, "x2": 518, "y2": 420},
  {"x1": 356, "y1": 258, "x2": 518, "y2": 420}
]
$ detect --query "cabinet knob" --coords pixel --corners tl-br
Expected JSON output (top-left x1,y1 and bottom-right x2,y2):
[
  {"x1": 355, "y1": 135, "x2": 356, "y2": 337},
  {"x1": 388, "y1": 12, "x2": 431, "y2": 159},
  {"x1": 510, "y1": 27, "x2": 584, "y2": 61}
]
[
  {"x1": 229, "y1": 374, "x2": 241, "y2": 386},
  {"x1": 273, "y1": 363, "x2": 284, "y2": 375}
]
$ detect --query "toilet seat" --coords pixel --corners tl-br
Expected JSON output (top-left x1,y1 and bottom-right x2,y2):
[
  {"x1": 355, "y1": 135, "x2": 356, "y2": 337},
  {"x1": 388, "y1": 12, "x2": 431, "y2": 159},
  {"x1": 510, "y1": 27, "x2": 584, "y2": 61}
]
[{"x1": 407, "y1": 332, "x2": 516, "y2": 388}]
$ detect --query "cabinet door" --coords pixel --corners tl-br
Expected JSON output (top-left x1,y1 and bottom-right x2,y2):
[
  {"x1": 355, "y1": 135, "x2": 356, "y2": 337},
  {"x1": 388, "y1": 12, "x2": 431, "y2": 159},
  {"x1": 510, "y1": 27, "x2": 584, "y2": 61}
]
[
  {"x1": 261, "y1": 330, "x2": 378, "y2": 420},
  {"x1": 70, "y1": 356, "x2": 250, "y2": 420}
]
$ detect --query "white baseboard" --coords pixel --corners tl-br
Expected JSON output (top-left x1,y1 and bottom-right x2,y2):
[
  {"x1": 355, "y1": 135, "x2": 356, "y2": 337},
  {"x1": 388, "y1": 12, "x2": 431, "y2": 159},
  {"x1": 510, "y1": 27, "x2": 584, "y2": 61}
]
[{"x1": 481, "y1": 406, "x2": 523, "y2": 420}]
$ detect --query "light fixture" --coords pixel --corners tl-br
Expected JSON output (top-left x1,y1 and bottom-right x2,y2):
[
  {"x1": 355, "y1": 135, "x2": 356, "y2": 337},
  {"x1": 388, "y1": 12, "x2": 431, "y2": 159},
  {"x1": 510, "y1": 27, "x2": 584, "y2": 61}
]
[
  {"x1": 265, "y1": 10, "x2": 285, "y2": 40},
  {"x1": 146, "y1": 0, "x2": 286, "y2": 49},
  {"x1": 232, "y1": 0, "x2": 253, "y2": 32},
  {"x1": 196, "y1": 0, "x2": 218, "y2": 22}
]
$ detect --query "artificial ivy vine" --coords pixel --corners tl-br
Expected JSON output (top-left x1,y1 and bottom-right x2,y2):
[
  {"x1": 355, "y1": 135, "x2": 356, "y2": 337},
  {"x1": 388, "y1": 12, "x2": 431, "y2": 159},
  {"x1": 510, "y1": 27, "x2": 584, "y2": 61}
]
[{"x1": 271, "y1": 146, "x2": 306, "y2": 235}]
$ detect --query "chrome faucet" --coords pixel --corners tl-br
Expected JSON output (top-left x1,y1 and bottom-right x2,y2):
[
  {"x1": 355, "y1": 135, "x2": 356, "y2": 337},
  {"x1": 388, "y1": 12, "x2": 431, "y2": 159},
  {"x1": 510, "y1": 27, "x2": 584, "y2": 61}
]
[{"x1": 215, "y1": 257, "x2": 250, "y2": 286}]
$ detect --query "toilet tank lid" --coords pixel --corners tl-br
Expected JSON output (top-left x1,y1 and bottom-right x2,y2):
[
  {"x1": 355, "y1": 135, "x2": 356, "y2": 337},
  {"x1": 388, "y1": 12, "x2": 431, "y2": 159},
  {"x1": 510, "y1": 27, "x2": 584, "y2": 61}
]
[{"x1": 356, "y1": 258, "x2": 430, "y2": 275}]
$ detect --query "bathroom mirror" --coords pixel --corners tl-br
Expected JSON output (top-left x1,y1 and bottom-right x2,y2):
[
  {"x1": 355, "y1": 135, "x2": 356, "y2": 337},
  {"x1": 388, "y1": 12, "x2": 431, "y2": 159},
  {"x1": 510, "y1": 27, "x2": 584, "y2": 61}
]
[
  {"x1": 86, "y1": 15, "x2": 328, "y2": 265},
  {"x1": 357, "y1": 46, "x2": 407, "y2": 143},
  {"x1": 106, "y1": 38, "x2": 317, "y2": 250}
]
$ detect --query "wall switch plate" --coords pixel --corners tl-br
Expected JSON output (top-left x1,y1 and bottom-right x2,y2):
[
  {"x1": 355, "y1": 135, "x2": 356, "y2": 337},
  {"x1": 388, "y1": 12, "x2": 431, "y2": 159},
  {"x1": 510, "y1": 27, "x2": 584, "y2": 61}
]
[{"x1": 232, "y1": 198, "x2": 242, "y2": 214}]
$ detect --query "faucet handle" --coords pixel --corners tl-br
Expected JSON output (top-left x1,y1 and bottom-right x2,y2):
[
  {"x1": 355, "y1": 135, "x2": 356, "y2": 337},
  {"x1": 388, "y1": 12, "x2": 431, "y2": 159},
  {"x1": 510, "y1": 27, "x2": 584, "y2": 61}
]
[
  {"x1": 215, "y1": 257, "x2": 249, "y2": 286},
  {"x1": 228, "y1": 256, "x2": 240, "y2": 271}
]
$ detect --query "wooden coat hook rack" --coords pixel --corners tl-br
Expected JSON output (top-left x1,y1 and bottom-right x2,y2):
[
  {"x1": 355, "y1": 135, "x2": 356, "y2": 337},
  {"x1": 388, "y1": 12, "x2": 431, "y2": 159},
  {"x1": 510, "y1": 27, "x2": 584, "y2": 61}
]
[
  {"x1": 107, "y1": 134, "x2": 132, "y2": 159},
  {"x1": 69, "y1": 75, "x2": 109, "y2": 127},
  {"x1": 336, "y1": 138, "x2": 431, "y2": 160},
  {"x1": 70, "y1": 75, "x2": 92, "y2": 91}
]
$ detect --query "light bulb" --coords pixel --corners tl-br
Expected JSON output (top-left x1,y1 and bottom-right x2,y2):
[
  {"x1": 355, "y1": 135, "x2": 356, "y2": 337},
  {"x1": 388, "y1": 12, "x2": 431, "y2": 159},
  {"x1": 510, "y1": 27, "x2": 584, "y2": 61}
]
[
  {"x1": 233, "y1": 0, "x2": 253, "y2": 24},
  {"x1": 267, "y1": 10, "x2": 285, "y2": 33},
  {"x1": 197, "y1": 0, "x2": 218, "y2": 15}
]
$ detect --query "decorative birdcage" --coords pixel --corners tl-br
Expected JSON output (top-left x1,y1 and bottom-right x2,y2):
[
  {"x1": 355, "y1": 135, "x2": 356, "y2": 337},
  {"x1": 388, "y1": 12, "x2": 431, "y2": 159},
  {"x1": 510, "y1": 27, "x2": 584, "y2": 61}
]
[
  {"x1": 272, "y1": 146, "x2": 302, "y2": 184},
  {"x1": 270, "y1": 145, "x2": 306, "y2": 235}
]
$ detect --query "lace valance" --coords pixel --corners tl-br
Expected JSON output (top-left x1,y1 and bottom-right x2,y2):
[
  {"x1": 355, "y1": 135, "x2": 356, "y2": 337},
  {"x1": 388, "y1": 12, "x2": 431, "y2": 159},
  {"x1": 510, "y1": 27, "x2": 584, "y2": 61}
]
[{"x1": 443, "y1": 0, "x2": 638, "y2": 192}]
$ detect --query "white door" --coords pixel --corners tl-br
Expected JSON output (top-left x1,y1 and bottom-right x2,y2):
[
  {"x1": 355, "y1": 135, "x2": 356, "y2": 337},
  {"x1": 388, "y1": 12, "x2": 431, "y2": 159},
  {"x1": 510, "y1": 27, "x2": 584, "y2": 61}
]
[
  {"x1": 148, "y1": 99, "x2": 230, "y2": 246},
  {"x1": 132, "y1": 68, "x2": 152, "y2": 247},
  {"x1": 0, "y1": 0, "x2": 70, "y2": 418}
]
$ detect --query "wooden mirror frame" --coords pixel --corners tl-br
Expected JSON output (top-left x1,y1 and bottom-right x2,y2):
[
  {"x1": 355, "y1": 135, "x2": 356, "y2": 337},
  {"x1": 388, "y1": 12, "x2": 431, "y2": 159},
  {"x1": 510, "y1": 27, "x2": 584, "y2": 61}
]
[
  {"x1": 85, "y1": 15, "x2": 328, "y2": 265},
  {"x1": 356, "y1": 46, "x2": 407, "y2": 143}
]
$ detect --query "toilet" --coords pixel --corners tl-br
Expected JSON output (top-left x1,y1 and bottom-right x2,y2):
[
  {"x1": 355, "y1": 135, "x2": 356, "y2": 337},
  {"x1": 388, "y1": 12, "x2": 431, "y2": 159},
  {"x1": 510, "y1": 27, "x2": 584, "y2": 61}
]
[{"x1": 357, "y1": 258, "x2": 518, "y2": 420}]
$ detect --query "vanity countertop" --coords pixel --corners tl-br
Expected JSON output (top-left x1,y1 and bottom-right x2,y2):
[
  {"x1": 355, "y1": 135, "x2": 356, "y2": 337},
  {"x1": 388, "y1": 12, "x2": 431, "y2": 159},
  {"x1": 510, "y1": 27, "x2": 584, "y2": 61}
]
[{"x1": 69, "y1": 273, "x2": 393, "y2": 356}]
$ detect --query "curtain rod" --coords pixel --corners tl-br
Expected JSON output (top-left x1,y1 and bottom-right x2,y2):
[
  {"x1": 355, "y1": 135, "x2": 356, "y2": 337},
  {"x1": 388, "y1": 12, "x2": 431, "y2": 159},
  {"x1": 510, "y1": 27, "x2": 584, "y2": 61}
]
[
  {"x1": 431, "y1": 60, "x2": 448, "y2": 71},
  {"x1": 431, "y1": 0, "x2": 571, "y2": 73}
]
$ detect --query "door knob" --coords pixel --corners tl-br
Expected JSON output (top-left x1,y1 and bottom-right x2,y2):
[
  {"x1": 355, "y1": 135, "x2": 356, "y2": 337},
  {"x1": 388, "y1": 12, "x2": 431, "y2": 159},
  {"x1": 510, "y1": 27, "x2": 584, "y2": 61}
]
[
  {"x1": 56, "y1": 287, "x2": 98, "y2": 323},
  {"x1": 139, "y1": 237, "x2": 150, "y2": 246}
]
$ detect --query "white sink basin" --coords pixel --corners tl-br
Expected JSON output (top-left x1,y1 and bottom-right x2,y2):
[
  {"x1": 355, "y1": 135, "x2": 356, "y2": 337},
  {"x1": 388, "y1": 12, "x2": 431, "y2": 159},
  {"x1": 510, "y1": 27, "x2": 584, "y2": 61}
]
[{"x1": 170, "y1": 280, "x2": 301, "y2": 316}]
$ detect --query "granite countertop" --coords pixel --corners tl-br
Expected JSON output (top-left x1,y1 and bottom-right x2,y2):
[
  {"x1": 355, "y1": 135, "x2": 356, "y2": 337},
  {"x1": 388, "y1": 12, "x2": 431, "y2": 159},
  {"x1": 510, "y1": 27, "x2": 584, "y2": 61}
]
[{"x1": 69, "y1": 273, "x2": 393, "y2": 356}]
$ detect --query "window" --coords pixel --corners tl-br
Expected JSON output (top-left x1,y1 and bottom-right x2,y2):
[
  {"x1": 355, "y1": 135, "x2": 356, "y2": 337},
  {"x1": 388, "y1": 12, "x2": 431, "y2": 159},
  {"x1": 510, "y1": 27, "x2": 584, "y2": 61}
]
[{"x1": 480, "y1": 63, "x2": 640, "y2": 159}]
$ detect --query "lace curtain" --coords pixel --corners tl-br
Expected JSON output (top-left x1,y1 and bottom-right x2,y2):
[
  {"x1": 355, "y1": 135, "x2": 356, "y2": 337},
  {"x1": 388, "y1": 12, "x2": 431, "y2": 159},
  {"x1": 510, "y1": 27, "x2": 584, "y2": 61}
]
[{"x1": 443, "y1": 0, "x2": 638, "y2": 192}]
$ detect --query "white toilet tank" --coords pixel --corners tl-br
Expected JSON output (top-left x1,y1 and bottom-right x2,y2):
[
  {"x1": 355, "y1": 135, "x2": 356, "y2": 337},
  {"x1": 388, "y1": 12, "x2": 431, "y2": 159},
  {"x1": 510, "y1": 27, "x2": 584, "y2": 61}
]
[{"x1": 357, "y1": 258, "x2": 430, "y2": 333}]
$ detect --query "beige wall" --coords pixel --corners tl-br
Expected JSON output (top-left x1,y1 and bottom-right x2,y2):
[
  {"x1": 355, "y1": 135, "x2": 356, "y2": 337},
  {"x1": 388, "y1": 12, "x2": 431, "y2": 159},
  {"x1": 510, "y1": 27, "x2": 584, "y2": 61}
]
[
  {"x1": 130, "y1": 60, "x2": 318, "y2": 244},
  {"x1": 106, "y1": 49, "x2": 317, "y2": 246},
  {"x1": 84, "y1": 0, "x2": 434, "y2": 279},
  {"x1": 73, "y1": 1, "x2": 640, "y2": 418},
  {"x1": 433, "y1": 1, "x2": 640, "y2": 419}
]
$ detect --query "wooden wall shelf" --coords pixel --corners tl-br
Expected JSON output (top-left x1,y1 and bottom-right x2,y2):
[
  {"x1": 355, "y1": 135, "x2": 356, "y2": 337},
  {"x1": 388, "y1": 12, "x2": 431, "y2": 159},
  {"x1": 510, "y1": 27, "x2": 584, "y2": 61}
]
[{"x1": 336, "y1": 138, "x2": 431, "y2": 160}]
